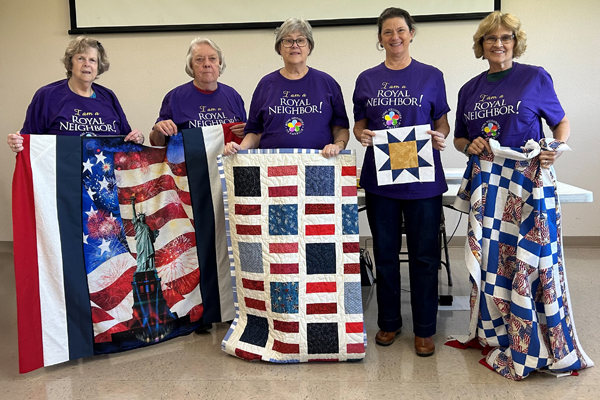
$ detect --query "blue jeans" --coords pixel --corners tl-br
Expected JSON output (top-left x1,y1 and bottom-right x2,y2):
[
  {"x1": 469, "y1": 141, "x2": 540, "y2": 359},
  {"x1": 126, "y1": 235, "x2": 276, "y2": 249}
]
[{"x1": 365, "y1": 192, "x2": 442, "y2": 338}]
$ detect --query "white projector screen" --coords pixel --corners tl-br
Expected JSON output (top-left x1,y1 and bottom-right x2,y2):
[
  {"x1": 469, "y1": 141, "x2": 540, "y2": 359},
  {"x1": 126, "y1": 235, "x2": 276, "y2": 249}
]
[{"x1": 69, "y1": 0, "x2": 501, "y2": 34}]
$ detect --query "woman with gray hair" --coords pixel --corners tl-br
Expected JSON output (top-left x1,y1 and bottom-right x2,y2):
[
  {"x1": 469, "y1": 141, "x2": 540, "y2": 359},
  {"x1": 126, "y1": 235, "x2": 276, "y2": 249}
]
[
  {"x1": 7, "y1": 36, "x2": 143, "y2": 152},
  {"x1": 223, "y1": 17, "x2": 349, "y2": 158},
  {"x1": 150, "y1": 37, "x2": 246, "y2": 146}
]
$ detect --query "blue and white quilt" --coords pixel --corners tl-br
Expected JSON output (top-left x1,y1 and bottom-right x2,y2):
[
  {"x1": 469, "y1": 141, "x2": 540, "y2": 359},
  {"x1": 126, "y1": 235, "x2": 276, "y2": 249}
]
[{"x1": 449, "y1": 139, "x2": 593, "y2": 380}]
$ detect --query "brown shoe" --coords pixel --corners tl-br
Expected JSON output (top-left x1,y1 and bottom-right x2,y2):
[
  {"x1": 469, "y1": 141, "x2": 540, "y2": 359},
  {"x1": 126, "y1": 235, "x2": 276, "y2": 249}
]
[
  {"x1": 375, "y1": 329, "x2": 401, "y2": 346},
  {"x1": 414, "y1": 336, "x2": 435, "y2": 357}
]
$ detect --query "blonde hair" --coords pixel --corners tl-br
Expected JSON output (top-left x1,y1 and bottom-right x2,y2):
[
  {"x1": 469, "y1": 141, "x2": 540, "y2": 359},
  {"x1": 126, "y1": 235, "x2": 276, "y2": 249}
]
[
  {"x1": 472, "y1": 11, "x2": 527, "y2": 59},
  {"x1": 62, "y1": 36, "x2": 109, "y2": 78}
]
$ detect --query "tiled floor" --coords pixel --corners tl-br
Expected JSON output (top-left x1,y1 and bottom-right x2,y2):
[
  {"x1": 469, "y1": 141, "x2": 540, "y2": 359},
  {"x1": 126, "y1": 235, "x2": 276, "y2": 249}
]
[{"x1": 0, "y1": 245, "x2": 598, "y2": 399}]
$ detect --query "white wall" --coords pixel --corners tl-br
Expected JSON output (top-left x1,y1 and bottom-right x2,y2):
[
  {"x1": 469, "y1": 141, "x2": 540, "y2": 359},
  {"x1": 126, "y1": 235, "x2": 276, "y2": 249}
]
[{"x1": 1, "y1": 0, "x2": 598, "y2": 241}]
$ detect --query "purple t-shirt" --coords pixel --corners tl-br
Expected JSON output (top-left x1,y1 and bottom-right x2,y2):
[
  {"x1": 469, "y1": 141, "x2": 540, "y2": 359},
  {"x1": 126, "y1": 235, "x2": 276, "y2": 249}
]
[
  {"x1": 156, "y1": 81, "x2": 247, "y2": 131},
  {"x1": 21, "y1": 79, "x2": 131, "y2": 136},
  {"x1": 353, "y1": 60, "x2": 450, "y2": 200},
  {"x1": 245, "y1": 68, "x2": 349, "y2": 150},
  {"x1": 455, "y1": 62, "x2": 565, "y2": 147}
]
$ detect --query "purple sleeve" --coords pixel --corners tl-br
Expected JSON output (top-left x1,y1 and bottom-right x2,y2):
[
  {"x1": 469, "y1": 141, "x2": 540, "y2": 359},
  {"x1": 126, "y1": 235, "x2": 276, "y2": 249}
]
[
  {"x1": 155, "y1": 90, "x2": 174, "y2": 124},
  {"x1": 352, "y1": 74, "x2": 367, "y2": 122},
  {"x1": 233, "y1": 90, "x2": 247, "y2": 123},
  {"x1": 432, "y1": 72, "x2": 450, "y2": 121},
  {"x1": 112, "y1": 93, "x2": 132, "y2": 135},
  {"x1": 453, "y1": 85, "x2": 469, "y2": 140},
  {"x1": 244, "y1": 81, "x2": 265, "y2": 134},
  {"x1": 20, "y1": 89, "x2": 47, "y2": 134},
  {"x1": 537, "y1": 68, "x2": 565, "y2": 127},
  {"x1": 329, "y1": 79, "x2": 349, "y2": 128}
]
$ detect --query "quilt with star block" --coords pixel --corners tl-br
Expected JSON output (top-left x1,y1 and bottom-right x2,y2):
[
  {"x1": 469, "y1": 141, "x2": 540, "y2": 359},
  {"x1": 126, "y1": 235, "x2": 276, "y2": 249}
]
[{"x1": 373, "y1": 124, "x2": 434, "y2": 186}]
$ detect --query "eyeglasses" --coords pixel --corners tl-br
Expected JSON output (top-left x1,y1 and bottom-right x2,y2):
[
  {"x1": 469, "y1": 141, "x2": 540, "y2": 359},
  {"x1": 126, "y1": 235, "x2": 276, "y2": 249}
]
[
  {"x1": 483, "y1": 34, "x2": 514, "y2": 44},
  {"x1": 281, "y1": 38, "x2": 308, "y2": 48}
]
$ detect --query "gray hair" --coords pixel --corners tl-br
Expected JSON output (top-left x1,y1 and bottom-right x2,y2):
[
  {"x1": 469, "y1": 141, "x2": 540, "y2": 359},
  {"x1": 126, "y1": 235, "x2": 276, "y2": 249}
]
[
  {"x1": 61, "y1": 36, "x2": 109, "y2": 79},
  {"x1": 274, "y1": 17, "x2": 314, "y2": 56},
  {"x1": 185, "y1": 37, "x2": 226, "y2": 78}
]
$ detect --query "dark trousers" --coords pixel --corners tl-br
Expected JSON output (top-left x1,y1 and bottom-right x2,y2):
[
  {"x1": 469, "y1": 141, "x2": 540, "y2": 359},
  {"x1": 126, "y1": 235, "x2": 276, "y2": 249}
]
[{"x1": 365, "y1": 191, "x2": 442, "y2": 338}]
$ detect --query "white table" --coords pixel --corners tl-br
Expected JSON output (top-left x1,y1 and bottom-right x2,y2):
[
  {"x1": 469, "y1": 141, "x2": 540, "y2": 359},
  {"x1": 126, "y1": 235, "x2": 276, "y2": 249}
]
[
  {"x1": 358, "y1": 167, "x2": 594, "y2": 207},
  {"x1": 356, "y1": 168, "x2": 593, "y2": 304}
]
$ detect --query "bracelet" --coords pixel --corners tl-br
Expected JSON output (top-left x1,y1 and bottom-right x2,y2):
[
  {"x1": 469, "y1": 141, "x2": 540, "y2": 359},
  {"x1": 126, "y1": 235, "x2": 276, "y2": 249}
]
[
  {"x1": 334, "y1": 140, "x2": 347, "y2": 149},
  {"x1": 462, "y1": 142, "x2": 471, "y2": 156}
]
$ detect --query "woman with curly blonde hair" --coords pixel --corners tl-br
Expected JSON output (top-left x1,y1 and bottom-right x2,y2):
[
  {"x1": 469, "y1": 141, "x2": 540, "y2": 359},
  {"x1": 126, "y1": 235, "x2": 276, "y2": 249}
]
[
  {"x1": 7, "y1": 36, "x2": 143, "y2": 152},
  {"x1": 454, "y1": 11, "x2": 568, "y2": 158},
  {"x1": 450, "y1": 12, "x2": 592, "y2": 380}
]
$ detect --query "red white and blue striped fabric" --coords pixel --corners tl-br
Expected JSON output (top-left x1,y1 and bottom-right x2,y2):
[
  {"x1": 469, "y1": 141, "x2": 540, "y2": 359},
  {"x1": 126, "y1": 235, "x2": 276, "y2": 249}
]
[
  {"x1": 12, "y1": 127, "x2": 236, "y2": 373},
  {"x1": 13, "y1": 134, "x2": 95, "y2": 373}
]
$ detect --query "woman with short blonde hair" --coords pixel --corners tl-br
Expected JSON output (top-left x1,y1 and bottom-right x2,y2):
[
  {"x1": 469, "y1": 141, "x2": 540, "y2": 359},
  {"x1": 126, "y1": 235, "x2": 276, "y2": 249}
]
[
  {"x1": 452, "y1": 12, "x2": 591, "y2": 380},
  {"x1": 7, "y1": 36, "x2": 143, "y2": 153}
]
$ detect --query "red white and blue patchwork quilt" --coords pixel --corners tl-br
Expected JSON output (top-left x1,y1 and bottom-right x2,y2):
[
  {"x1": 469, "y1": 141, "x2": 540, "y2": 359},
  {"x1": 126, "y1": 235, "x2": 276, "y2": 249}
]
[
  {"x1": 219, "y1": 149, "x2": 366, "y2": 362},
  {"x1": 447, "y1": 139, "x2": 593, "y2": 379}
]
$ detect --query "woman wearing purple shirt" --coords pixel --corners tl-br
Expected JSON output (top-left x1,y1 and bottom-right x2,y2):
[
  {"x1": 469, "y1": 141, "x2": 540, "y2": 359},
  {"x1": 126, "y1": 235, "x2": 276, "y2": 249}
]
[
  {"x1": 150, "y1": 38, "x2": 247, "y2": 146},
  {"x1": 223, "y1": 17, "x2": 350, "y2": 158},
  {"x1": 7, "y1": 37, "x2": 143, "y2": 153},
  {"x1": 453, "y1": 11, "x2": 569, "y2": 163},
  {"x1": 353, "y1": 7, "x2": 450, "y2": 356}
]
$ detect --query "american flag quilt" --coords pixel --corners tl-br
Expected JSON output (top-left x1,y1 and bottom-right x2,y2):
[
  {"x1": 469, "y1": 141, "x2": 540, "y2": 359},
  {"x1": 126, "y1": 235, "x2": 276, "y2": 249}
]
[
  {"x1": 218, "y1": 149, "x2": 367, "y2": 362},
  {"x1": 83, "y1": 133, "x2": 203, "y2": 353},
  {"x1": 373, "y1": 124, "x2": 434, "y2": 186},
  {"x1": 447, "y1": 138, "x2": 593, "y2": 380},
  {"x1": 12, "y1": 127, "x2": 235, "y2": 373}
]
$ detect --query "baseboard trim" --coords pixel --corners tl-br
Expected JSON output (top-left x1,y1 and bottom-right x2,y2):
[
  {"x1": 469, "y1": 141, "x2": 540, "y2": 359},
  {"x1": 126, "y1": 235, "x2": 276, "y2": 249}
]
[
  {"x1": 0, "y1": 241, "x2": 13, "y2": 254},
  {"x1": 562, "y1": 236, "x2": 600, "y2": 247},
  {"x1": 360, "y1": 236, "x2": 600, "y2": 248}
]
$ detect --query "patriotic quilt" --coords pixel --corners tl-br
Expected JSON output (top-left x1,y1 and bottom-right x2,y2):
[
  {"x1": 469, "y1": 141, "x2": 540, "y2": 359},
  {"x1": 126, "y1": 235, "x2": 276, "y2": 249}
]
[
  {"x1": 447, "y1": 138, "x2": 593, "y2": 380},
  {"x1": 83, "y1": 134, "x2": 202, "y2": 353},
  {"x1": 12, "y1": 127, "x2": 235, "y2": 373},
  {"x1": 373, "y1": 124, "x2": 434, "y2": 186},
  {"x1": 219, "y1": 149, "x2": 366, "y2": 362}
]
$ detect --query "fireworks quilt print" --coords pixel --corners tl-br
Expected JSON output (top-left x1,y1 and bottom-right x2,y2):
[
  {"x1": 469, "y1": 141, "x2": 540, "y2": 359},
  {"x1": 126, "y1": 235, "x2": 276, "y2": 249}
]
[
  {"x1": 82, "y1": 133, "x2": 204, "y2": 353},
  {"x1": 219, "y1": 149, "x2": 367, "y2": 362},
  {"x1": 11, "y1": 126, "x2": 235, "y2": 373},
  {"x1": 447, "y1": 138, "x2": 593, "y2": 380},
  {"x1": 373, "y1": 124, "x2": 434, "y2": 186}
]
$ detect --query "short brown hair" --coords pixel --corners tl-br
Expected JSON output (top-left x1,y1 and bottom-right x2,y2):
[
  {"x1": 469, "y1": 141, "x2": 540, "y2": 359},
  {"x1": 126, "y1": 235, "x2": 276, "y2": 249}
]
[
  {"x1": 61, "y1": 36, "x2": 109, "y2": 78},
  {"x1": 376, "y1": 8, "x2": 416, "y2": 51},
  {"x1": 377, "y1": 7, "x2": 416, "y2": 37},
  {"x1": 473, "y1": 11, "x2": 527, "y2": 59}
]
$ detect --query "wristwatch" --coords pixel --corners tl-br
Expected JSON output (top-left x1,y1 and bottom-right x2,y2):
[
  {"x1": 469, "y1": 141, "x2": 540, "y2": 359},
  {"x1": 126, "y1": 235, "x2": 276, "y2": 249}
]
[{"x1": 462, "y1": 142, "x2": 471, "y2": 156}]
